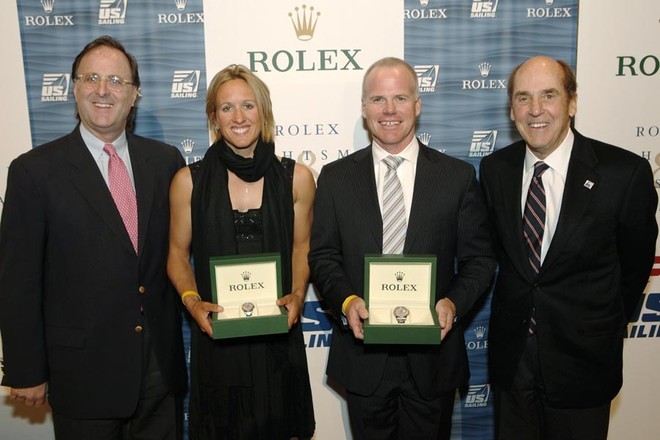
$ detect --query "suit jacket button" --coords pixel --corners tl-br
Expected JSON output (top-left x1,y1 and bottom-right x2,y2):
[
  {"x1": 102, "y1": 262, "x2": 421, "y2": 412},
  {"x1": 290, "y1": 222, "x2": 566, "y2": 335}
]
[
  {"x1": 138, "y1": 286, "x2": 146, "y2": 294},
  {"x1": 521, "y1": 319, "x2": 529, "y2": 327},
  {"x1": 134, "y1": 325, "x2": 143, "y2": 333}
]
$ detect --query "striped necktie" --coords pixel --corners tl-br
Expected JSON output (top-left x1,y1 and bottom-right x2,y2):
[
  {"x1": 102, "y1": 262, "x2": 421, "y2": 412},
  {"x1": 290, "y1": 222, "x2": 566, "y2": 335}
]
[
  {"x1": 382, "y1": 155, "x2": 406, "y2": 255},
  {"x1": 523, "y1": 161, "x2": 550, "y2": 274},
  {"x1": 523, "y1": 161, "x2": 549, "y2": 334}
]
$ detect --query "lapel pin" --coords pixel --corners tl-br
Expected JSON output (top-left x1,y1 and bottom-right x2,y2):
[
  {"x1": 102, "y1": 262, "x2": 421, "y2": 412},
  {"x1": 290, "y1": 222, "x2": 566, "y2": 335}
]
[{"x1": 583, "y1": 180, "x2": 594, "y2": 189}]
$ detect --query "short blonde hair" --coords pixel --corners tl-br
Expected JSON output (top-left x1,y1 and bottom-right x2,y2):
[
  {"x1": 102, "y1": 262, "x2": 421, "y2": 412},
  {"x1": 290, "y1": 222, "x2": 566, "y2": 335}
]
[{"x1": 206, "y1": 64, "x2": 275, "y2": 143}]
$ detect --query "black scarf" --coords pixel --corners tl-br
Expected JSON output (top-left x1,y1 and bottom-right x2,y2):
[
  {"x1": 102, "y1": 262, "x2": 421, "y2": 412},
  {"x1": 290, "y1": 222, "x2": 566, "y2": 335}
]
[{"x1": 215, "y1": 137, "x2": 274, "y2": 182}]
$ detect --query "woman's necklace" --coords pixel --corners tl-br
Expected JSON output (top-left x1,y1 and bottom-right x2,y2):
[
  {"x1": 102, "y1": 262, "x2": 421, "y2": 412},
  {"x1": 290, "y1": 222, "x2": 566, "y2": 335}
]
[
  {"x1": 243, "y1": 180, "x2": 257, "y2": 193},
  {"x1": 229, "y1": 173, "x2": 263, "y2": 211}
]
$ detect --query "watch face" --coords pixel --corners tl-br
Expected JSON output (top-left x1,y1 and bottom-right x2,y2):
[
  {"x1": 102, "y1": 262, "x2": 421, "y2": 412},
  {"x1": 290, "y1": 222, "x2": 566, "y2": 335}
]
[
  {"x1": 393, "y1": 306, "x2": 409, "y2": 318},
  {"x1": 242, "y1": 302, "x2": 255, "y2": 316},
  {"x1": 393, "y1": 306, "x2": 409, "y2": 323}
]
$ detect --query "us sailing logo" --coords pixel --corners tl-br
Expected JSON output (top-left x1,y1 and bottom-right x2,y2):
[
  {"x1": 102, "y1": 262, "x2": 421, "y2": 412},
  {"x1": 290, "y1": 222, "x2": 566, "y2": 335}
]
[
  {"x1": 171, "y1": 70, "x2": 200, "y2": 98},
  {"x1": 98, "y1": 0, "x2": 127, "y2": 25},
  {"x1": 41, "y1": 74, "x2": 70, "y2": 102},
  {"x1": 414, "y1": 65, "x2": 439, "y2": 93},
  {"x1": 302, "y1": 301, "x2": 333, "y2": 348},
  {"x1": 470, "y1": 0, "x2": 498, "y2": 18},
  {"x1": 469, "y1": 130, "x2": 497, "y2": 158},
  {"x1": 627, "y1": 257, "x2": 660, "y2": 339},
  {"x1": 465, "y1": 384, "x2": 490, "y2": 407}
]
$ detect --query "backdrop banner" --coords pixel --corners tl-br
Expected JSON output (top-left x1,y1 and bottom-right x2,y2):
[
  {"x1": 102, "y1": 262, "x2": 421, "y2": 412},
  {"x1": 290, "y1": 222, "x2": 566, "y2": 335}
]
[
  {"x1": 575, "y1": 3, "x2": 660, "y2": 439},
  {"x1": 16, "y1": 0, "x2": 208, "y2": 163}
]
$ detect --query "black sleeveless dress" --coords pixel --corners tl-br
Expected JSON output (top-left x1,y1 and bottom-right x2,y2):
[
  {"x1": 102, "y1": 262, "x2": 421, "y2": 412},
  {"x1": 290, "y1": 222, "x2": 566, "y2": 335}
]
[{"x1": 187, "y1": 157, "x2": 315, "y2": 440}]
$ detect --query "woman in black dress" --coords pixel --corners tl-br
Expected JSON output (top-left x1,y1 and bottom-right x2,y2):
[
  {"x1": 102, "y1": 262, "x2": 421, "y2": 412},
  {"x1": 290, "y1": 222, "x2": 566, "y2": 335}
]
[{"x1": 167, "y1": 64, "x2": 316, "y2": 439}]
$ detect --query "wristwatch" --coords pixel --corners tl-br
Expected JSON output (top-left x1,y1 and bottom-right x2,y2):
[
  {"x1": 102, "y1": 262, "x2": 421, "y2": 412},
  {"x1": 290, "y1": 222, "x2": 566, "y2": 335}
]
[
  {"x1": 241, "y1": 302, "x2": 255, "y2": 317},
  {"x1": 393, "y1": 306, "x2": 409, "y2": 324}
]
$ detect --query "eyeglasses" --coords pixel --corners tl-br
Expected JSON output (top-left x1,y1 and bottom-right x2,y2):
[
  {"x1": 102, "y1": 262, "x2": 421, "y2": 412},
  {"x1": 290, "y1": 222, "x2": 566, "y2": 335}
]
[{"x1": 75, "y1": 73, "x2": 135, "y2": 92}]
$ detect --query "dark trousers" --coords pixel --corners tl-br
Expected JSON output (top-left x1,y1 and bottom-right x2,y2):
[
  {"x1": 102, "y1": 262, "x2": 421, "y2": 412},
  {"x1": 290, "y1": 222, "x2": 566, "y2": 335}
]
[
  {"x1": 346, "y1": 354, "x2": 454, "y2": 440},
  {"x1": 52, "y1": 327, "x2": 182, "y2": 440},
  {"x1": 494, "y1": 334, "x2": 611, "y2": 440}
]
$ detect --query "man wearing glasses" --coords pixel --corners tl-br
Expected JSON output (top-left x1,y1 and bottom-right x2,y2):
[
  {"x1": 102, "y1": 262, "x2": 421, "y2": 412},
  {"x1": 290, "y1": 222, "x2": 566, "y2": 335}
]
[{"x1": 0, "y1": 36, "x2": 186, "y2": 439}]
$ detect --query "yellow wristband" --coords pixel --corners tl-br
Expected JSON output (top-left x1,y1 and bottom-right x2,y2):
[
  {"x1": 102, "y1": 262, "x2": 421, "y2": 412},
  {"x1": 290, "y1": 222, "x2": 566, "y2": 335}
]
[
  {"x1": 342, "y1": 295, "x2": 359, "y2": 315},
  {"x1": 181, "y1": 290, "x2": 201, "y2": 305}
]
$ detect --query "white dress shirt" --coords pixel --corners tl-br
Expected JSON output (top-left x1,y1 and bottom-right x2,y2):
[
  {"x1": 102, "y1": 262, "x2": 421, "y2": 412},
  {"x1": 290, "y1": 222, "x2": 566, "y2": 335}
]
[
  {"x1": 520, "y1": 130, "x2": 574, "y2": 264},
  {"x1": 80, "y1": 124, "x2": 136, "y2": 189},
  {"x1": 372, "y1": 138, "x2": 419, "y2": 224}
]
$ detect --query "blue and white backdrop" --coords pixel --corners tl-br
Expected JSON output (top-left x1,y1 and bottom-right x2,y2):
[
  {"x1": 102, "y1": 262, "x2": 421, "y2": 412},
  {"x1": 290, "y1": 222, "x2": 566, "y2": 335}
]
[{"x1": 1, "y1": 1, "x2": 658, "y2": 439}]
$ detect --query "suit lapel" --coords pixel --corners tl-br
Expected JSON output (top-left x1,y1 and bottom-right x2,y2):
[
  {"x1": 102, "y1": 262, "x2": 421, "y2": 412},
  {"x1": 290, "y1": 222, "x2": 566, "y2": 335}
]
[
  {"x1": 128, "y1": 134, "x2": 155, "y2": 257},
  {"x1": 65, "y1": 129, "x2": 138, "y2": 256},
  {"x1": 351, "y1": 146, "x2": 384, "y2": 250},
  {"x1": 492, "y1": 143, "x2": 534, "y2": 279},
  {"x1": 542, "y1": 134, "x2": 599, "y2": 271},
  {"x1": 404, "y1": 146, "x2": 432, "y2": 252}
]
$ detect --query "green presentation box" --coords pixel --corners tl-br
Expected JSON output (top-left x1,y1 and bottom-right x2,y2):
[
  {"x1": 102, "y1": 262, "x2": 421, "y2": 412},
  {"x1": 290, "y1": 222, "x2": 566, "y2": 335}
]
[
  {"x1": 363, "y1": 255, "x2": 441, "y2": 345},
  {"x1": 209, "y1": 253, "x2": 288, "y2": 339}
]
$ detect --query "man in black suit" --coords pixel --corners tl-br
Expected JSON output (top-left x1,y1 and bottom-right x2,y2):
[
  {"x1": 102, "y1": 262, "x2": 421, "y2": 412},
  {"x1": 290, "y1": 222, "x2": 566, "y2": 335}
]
[
  {"x1": 309, "y1": 57, "x2": 496, "y2": 439},
  {"x1": 0, "y1": 36, "x2": 186, "y2": 439},
  {"x1": 479, "y1": 56, "x2": 658, "y2": 439}
]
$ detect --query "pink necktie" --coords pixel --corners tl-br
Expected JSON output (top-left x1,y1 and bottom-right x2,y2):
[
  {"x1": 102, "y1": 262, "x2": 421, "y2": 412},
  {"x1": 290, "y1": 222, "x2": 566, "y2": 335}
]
[{"x1": 104, "y1": 144, "x2": 138, "y2": 253}]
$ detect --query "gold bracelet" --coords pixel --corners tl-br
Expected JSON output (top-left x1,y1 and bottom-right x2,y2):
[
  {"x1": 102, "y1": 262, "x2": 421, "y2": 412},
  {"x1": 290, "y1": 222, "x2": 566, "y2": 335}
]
[
  {"x1": 342, "y1": 294, "x2": 359, "y2": 315},
  {"x1": 181, "y1": 290, "x2": 201, "y2": 305}
]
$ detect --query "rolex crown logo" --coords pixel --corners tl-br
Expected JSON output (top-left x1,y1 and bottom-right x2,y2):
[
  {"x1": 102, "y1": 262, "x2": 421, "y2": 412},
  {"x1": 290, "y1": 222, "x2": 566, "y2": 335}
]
[
  {"x1": 181, "y1": 139, "x2": 195, "y2": 154},
  {"x1": 545, "y1": 0, "x2": 554, "y2": 4},
  {"x1": 41, "y1": 0, "x2": 55, "y2": 13},
  {"x1": 474, "y1": 325, "x2": 486, "y2": 339},
  {"x1": 395, "y1": 271, "x2": 405, "y2": 282},
  {"x1": 418, "y1": 132, "x2": 431, "y2": 145},
  {"x1": 478, "y1": 62, "x2": 492, "y2": 78},
  {"x1": 241, "y1": 271, "x2": 251, "y2": 281},
  {"x1": 288, "y1": 4, "x2": 321, "y2": 41},
  {"x1": 175, "y1": 0, "x2": 187, "y2": 11}
]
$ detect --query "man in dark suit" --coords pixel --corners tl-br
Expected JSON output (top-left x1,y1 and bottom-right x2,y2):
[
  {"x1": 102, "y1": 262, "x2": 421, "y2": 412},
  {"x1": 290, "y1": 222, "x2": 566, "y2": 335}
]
[
  {"x1": 309, "y1": 57, "x2": 496, "y2": 439},
  {"x1": 0, "y1": 36, "x2": 186, "y2": 439},
  {"x1": 479, "y1": 56, "x2": 658, "y2": 439}
]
